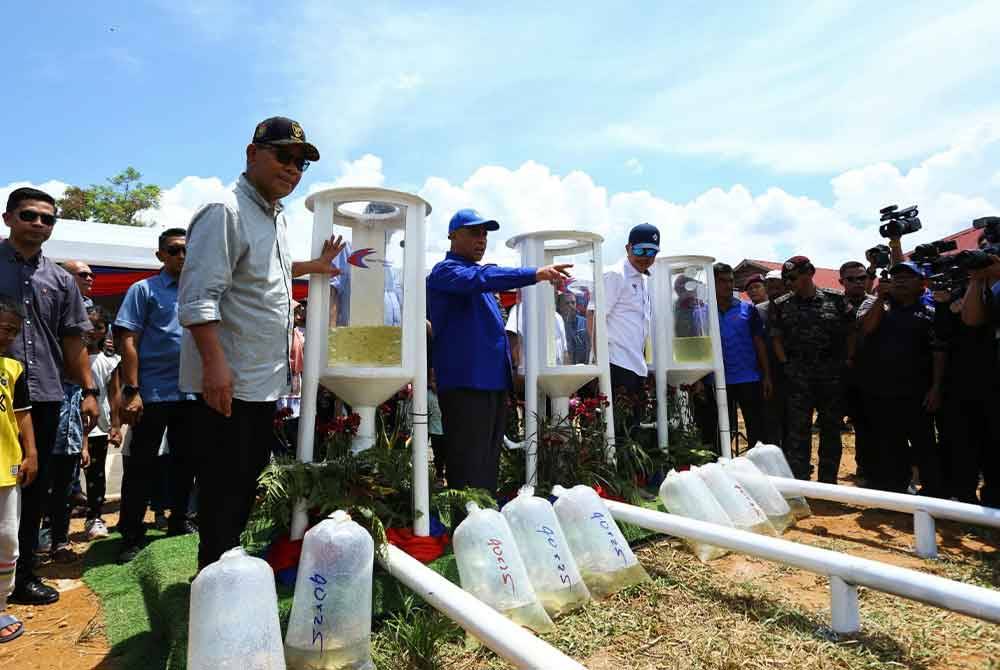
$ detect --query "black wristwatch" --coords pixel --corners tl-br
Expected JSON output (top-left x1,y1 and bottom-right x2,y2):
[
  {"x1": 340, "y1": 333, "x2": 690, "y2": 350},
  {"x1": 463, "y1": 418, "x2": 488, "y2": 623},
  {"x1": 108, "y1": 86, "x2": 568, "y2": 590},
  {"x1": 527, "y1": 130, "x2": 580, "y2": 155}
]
[
  {"x1": 81, "y1": 388, "x2": 100, "y2": 400},
  {"x1": 122, "y1": 384, "x2": 139, "y2": 398}
]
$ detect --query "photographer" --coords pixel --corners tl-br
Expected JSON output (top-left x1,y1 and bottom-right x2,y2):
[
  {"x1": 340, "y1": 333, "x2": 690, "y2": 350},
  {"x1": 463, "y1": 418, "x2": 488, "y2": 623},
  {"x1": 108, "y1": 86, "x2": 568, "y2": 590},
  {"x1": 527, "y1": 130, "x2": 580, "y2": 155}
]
[
  {"x1": 857, "y1": 262, "x2": 945, "y2": 495},
  {"x1": 933, "y1": 279, "x2": 996, "y2": 504},
  {"x1": 958, "y1": 249, "x2": 1000, "y2": 507}
]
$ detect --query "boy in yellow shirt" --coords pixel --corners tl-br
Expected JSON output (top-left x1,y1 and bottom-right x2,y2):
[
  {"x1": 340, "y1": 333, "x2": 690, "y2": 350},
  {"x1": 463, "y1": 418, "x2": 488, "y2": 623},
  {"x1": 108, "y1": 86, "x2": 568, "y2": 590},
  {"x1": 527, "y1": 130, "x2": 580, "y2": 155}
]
[{"x1": 0, "y1": 295, "x2": 38, "y2": 643}]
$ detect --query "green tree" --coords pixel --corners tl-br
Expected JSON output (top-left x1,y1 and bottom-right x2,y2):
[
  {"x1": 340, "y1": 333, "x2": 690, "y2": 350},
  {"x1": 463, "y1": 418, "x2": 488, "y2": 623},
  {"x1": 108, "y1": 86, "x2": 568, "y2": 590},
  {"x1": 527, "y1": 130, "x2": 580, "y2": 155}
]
[{"x1": 57, "y1": 167, "x2": 161, "y2": 226}]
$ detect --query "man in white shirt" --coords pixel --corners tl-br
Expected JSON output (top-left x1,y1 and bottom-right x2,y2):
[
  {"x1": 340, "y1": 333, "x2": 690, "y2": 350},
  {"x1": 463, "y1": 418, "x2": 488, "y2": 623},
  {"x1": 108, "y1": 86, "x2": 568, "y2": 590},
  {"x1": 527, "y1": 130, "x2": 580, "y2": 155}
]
[{"x1": 587, "y1": 223, "x2": 659, "y2": 424}]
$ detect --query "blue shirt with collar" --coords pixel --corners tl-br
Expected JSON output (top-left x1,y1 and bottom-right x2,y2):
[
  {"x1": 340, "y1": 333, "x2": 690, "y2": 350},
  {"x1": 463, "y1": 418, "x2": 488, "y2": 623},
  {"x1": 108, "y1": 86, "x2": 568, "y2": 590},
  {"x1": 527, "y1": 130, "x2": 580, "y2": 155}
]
[
  {"x1": 718, "y1": 298, "x2": 764, "y2": 384},
  {"x1": 427, "y1": 252, "x2": 537, "y2": 392},
  {"x1": 115, "y1": 269, "x2": 193, "y2": 402}
]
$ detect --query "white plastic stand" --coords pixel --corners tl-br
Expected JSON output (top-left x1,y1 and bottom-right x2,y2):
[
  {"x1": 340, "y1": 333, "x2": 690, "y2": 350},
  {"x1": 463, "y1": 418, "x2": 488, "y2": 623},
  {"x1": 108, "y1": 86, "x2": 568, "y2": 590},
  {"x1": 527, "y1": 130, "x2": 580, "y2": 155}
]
[
  {"x1": 505, "y1": 231, "x2": 614, "y2": 485},
  {"x1": 294, "y1": 187, "x2": 432, "y2": 538},
  {"x1": 650, "y1": 255, "x2": 730, "y2": 457}
]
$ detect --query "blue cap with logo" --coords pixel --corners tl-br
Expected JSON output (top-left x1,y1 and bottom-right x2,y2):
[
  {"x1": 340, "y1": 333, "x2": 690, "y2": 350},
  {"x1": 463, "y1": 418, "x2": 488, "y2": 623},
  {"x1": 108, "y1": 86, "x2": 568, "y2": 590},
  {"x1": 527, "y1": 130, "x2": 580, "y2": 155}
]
[
  {"x1": 448, "y1": 208, "x2": 500, "y2": 234},
  {"x1": 628, "y1": 222, "x2": 660, "y2": 253},
  {"x1": 890, "y1": 260, "x2": 925, "y2": 277}
]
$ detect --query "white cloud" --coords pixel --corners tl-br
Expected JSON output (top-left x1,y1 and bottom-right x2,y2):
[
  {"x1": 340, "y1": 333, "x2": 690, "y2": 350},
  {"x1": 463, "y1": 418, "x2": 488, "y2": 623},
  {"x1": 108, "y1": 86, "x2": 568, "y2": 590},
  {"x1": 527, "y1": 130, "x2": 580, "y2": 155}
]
[
  {"x1": 624, "y1": 158, "x2": 643, "y2": 175},
  {"x1": 0, "y1": 180, "x2": 69, "y2": 210},
  {"x1": 6, "y1": 126, "x2": 997, "y2": 270}
]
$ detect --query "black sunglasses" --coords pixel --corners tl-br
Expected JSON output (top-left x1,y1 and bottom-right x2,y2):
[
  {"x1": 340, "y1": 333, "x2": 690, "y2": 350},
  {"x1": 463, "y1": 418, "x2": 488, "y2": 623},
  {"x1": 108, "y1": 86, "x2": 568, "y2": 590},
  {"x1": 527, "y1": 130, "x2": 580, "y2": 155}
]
[
  {"x1": 77, "y1": 271, "x2": 95, "y2": 279},
  {"x1": 163, "y1": 244, "x2": 186, "y2": 257},
  {"x1": 18, "y1": 209, "x2": 56, "y2": 226},
  {"x1": 256, "y1": 144, "x2": 310, "y2": 172}
]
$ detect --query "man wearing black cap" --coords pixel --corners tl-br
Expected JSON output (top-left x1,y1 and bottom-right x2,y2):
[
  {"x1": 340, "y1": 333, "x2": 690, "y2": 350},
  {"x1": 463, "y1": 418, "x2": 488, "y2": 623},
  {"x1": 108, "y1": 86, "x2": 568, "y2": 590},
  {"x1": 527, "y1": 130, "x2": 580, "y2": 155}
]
[
  {"x1": 587, "y1": 223, "x2": 658, "y2": 431},
  {"x1": 769, "y1": 256, "x2": 853, "y2": 482},
  {"x1": 178, "y1": 116, "x2": 344, "y2": 569},
  {"x1": 427, "y1": 209, "x2": 571, "y2": 498},
  {"x1": 856, "y1": 261, "x2": 945, "y2": 494}
]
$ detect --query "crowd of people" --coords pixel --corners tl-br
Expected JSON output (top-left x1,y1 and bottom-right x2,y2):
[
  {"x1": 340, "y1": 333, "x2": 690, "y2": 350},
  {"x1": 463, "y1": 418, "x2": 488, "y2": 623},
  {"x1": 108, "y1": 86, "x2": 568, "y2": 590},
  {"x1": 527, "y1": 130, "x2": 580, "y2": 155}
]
[{"x1": 1, "y1": 113, "x2": 999, "y2": 644}]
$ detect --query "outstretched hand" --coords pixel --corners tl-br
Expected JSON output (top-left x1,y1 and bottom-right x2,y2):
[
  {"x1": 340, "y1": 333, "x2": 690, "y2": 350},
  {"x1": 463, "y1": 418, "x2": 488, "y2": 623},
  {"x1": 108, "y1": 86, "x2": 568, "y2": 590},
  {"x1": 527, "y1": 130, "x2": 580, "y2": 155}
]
[
  {"x1": 293, "y1": 235, "x2": 346, "y2": 277},
  {"x1": 536, "y1": 263, "x2": 573, "y2": 284}
]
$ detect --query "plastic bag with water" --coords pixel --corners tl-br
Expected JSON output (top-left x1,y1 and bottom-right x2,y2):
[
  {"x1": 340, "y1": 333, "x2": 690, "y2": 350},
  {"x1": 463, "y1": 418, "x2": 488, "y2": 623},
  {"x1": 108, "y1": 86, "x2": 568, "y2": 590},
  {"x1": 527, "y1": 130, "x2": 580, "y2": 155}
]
[
  {"x1": 695, "y1": 463, "x2": 776, "y2": 536},
  {"x1": 285, "y1": 511, "x2": 374, "y2": 670},
  {"x1": 658, "y1": 469, "x2": 733, "y2": 561},
  {"x1": 745, "y1": 442, "x2": 812, "y2": 520},
  {"x1": 551, "y1": 485, "x2": 651, "y2": 598},
  {"x1": 453, "y1": 502, "x2": 554, "y2": 633},
  {"x1": 501, "y1": 486, "x2": 591, "y2": 616},
  {"x1": 719, "y1": 457, "x2": 794, "y2": 533},
  {"x1": 188, "y1": 547, "x2": 286, "y2": 670}
]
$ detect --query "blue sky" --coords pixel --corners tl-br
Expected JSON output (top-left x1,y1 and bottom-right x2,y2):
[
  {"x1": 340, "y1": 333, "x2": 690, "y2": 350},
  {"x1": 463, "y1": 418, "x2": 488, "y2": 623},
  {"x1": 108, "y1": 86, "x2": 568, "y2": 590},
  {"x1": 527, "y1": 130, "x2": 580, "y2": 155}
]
[{"x1": 3, "y1": 1, "x2": 1000, "y2": 266}]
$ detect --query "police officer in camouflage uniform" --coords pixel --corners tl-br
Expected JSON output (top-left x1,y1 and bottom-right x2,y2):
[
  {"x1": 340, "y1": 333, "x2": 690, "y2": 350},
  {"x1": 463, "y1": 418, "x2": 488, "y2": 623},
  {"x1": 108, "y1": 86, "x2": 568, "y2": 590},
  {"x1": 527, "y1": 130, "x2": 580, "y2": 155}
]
[{"x1": 769, "y1": 256, "x2": 853, "y2": 482}]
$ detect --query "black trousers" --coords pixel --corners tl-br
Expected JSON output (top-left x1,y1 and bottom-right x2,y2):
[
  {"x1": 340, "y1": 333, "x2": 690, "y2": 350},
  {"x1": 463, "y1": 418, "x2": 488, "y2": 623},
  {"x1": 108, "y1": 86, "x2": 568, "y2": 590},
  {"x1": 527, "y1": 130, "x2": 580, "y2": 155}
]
[
  {"x1": 609, "y1": 363, "x2": 646, "y2": 438},
  {"x1": 196, "y1": 398, "x2": 274, "y2": 569},
  {"x1": 763, "y1": 370, "x2": 787, "y2": 447},
  {"x1": 85, "y1": 435, "x2": 109, "y2": 519},
  {"x1": 438, "y1": 388, "x2": 507, "y2": 497},
  {"x1": 863, "y1": 392, "x2": 940, "y2": 495},
  {"x1": 48, "y1": 454, "x2": 80, "y2": 546},
  {"x1": 690, "y1": 381, "x2": 766, "y2": 454},
  {"x1": 938, "y1": 388, "x2": 997, "y2": 504},
  {"x1": 119, "y1": 400, "x2": 197, "y2": 542},
  {"x1": 16, "y1": 401, "x2": 61, "y2": 586},
  {"x1": 843, "y1": 380, "x2": 873, "y2": 479}
]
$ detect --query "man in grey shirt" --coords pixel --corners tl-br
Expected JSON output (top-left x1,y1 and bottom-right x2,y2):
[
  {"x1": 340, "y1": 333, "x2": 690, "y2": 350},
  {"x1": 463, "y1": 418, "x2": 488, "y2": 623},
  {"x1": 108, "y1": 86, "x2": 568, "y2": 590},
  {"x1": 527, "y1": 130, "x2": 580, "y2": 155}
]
[
  {"x1": 1, "y1": 187, "x2": 97, "y2": 606},
  {"x1": 178, "y1": 117, "x2": 343, "y2": 570}
]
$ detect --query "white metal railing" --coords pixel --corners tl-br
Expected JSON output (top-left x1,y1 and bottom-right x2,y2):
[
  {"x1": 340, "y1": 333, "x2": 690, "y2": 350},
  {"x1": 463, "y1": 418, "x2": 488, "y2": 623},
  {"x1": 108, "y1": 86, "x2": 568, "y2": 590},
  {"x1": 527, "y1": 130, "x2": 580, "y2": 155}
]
[
  {"x1": 603, "y1": 500, "x2": 1000, "y2": 634},
  {"x1": 769, "y1": 478, "x2": 1000, "y2": 559},
  {"x1": 379, "y1": 545, "x2": 587, "y2": 670}
]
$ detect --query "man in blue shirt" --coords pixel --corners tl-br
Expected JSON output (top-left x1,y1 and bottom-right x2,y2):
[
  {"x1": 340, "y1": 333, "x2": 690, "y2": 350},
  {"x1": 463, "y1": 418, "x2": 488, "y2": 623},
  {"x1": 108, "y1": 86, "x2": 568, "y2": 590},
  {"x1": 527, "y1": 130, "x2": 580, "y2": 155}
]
[
  {"x1": 713, "y1": 263, "x2": 772, "y2": 451},
  {"x1": 427, "y1": 209, "x2": 570, "y2": 496},
  {"x1": 115, "y1": 227, "x2": 197, "y2": 562}
]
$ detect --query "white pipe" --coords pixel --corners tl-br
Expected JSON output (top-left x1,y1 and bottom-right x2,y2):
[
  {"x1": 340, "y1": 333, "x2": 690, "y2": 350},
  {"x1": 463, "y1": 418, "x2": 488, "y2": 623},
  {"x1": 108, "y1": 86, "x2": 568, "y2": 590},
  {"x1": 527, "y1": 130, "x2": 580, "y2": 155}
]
[
  {"x1": 410, "y1": 203, "x2": 430, "y2": 537},
  {"x1": 292, "y1": 199, "x2": 336, "y2": 540},
  {"x1": 592, "y1": 241, "x2": 616, "y2": 457},
  {"x1": 603, "y1": 500, "x2": 1000, "y2": 625},
  {"x1": 380, "y1": 545, "x2": 588, "y2": 670},
  {"x1": 829, "y1": 575, "x2": 860, "y2": 634},
  {"x1": 768, "y1": 478, "x2": 1000, "y2": 529},
  {"x1": 702, "y1": 266, "x2": 730, "y2": 457},
  {"x1": 649, "y1": 264, "x2": 669, "y2": 452},
  {"x1": 352, "y1": 405, "x2": 377, "y2": 453},
  {"x1": 914, "y1": 510, "x2": 936, "y2": 559}
]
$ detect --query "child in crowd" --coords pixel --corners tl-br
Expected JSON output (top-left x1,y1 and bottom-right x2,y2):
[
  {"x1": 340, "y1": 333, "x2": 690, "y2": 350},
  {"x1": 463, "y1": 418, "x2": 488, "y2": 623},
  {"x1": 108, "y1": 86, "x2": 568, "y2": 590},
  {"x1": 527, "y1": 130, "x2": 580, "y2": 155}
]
[
  {"x1": 83, "y1": 308, "x2": 122, "y2": 540},
  {"x1": 0, "y1": 295, "x2": 37, "y2": 643}
]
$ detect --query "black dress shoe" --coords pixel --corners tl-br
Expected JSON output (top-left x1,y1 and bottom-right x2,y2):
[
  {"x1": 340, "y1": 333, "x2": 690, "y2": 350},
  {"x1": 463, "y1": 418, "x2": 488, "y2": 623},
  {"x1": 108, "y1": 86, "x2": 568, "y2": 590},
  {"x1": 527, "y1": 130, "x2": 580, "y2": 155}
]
[
  {"x1": 117, "y1": 543, "x2": 143, "y2": 564},
  {"x1": 167, "y1": 520, "x2": 198, "y2": 537},
  {"x1": 10, "y1": 578, "x2": 60, "y2": 605}
]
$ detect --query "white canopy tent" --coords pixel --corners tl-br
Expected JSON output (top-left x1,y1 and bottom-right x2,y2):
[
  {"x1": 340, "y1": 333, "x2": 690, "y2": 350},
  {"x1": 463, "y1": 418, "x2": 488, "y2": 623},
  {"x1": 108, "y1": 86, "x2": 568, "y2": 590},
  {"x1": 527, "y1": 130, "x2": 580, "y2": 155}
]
[{"x1": 40, "y1": 219, "x2": 165, "y2": 270}]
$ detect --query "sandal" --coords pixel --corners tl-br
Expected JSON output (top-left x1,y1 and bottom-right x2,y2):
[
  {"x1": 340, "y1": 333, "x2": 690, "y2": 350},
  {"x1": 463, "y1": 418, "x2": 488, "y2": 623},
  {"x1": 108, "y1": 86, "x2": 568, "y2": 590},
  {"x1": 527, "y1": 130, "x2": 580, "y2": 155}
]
[{"x1": 0, "y1": 614, "x2": 24, "y2": 644}]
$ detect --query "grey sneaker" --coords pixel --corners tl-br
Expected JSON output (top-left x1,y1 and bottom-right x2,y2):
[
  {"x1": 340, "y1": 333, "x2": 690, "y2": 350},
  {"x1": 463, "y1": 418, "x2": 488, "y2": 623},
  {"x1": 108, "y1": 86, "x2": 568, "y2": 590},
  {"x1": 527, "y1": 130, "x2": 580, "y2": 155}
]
[{"x1": 86, "y1": 518, "x2": 109, "y2": 540}]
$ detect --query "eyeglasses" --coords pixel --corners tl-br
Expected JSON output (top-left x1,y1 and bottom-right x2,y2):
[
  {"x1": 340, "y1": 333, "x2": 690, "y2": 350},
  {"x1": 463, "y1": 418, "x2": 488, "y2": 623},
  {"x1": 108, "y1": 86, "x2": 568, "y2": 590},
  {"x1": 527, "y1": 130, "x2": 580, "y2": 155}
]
[
  {"x1": 256, "y1": 144, "x2": 310, "y2": 172},
  {"x1": 76, "y1": 271, "x2": 94, "y2": 279},
  {"x1": 17, "y1": 209, "x2": 56, "y2": 226},
  {"x1": 164, "y1": 244, "x2": 186, "y2": 257},
  {"x1": 632, "y1": 247, "x2": 658, "y2": 258}
]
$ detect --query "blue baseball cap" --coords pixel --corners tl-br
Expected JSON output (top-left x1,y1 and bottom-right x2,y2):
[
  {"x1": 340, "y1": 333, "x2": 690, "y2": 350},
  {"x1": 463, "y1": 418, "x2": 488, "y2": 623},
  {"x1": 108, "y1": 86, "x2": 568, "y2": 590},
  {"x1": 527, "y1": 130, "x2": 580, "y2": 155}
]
[
  {"x1": 628, "y1": 222, "x2": 660, "y2": 252},
  {"x1": 448, "y1": 208, "x2": 500, "y2": 234},
  {"x1": 890, "y1": 260, "x2": 924, "y2": 277}
]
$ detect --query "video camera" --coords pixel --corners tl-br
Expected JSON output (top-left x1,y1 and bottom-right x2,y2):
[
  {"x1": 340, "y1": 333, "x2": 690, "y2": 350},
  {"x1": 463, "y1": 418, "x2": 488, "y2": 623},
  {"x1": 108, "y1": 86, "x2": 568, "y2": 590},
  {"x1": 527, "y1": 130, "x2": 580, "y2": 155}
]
[
  {"x1": 866, "y1": 244, "x2": 891, "y2": 270},
  {"x1": 879, "y1": 204, "x2": 921, "y2": 238},
  {"x1": 910, "y1": 239, "x2": 958, "y2": 264}
]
